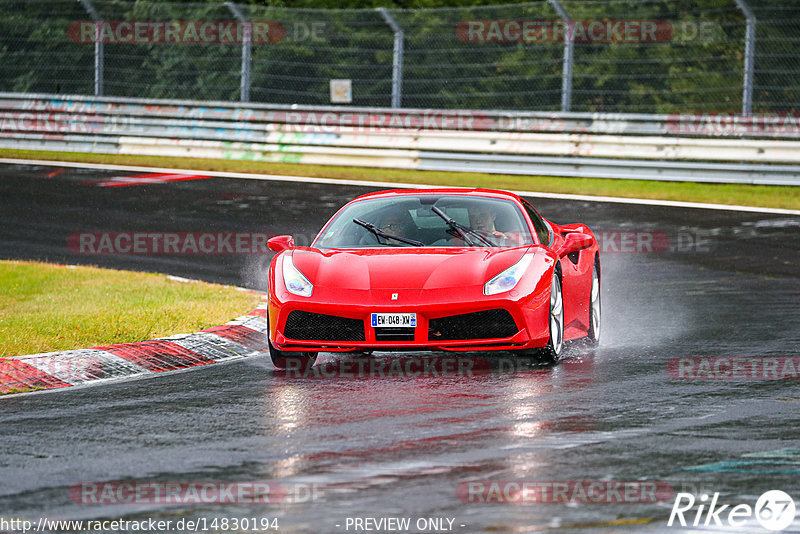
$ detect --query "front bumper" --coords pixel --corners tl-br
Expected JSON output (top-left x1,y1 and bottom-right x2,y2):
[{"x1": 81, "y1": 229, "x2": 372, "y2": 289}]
[{"x1": 268, "y1": 291, "x2": 551, "y2": 353}]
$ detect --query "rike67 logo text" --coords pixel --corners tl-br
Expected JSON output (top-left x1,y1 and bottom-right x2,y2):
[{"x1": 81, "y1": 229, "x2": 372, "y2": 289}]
[{"x1": 668, "y1": 490, "x2": 796, "y2": 531}]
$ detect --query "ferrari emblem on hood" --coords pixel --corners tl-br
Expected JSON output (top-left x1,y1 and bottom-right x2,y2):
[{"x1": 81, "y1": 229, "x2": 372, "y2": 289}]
[{"x1": 391, "y1": 293, "x2": 398, "y2": 300}]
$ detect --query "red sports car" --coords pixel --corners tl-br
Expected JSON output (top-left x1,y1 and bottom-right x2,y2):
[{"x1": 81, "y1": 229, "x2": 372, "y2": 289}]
[{"x1": 266, "y1": 188, "x2": 600, "y2": 368}]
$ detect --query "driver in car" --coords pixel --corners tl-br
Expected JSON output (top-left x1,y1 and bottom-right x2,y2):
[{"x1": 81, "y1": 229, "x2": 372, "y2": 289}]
[
  {"x1": 467, "y1": 205, "x2": 524, "y2": 245},
  {"x1": 378, "y1": 208, "x2": 417, "y2": 245}
]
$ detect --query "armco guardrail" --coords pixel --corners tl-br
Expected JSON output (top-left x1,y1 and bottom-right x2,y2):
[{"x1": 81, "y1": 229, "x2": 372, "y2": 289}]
[{"x1": 1, "y1": 93, "x2": 799, "y2": 185}]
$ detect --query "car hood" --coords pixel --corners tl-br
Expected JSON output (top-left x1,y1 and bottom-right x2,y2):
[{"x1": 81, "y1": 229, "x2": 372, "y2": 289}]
[{"x1": 290, "y1": 247, "x2": 531, "y2": 291}]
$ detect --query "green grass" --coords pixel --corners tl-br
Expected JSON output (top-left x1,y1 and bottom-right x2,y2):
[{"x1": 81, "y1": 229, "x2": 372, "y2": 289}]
[
  {"x1": 0, "y1": 260, "x2": 263, "y2": 357},
  {"x1": 2, "y1": 149, "x2": 799, "y2": 210}
]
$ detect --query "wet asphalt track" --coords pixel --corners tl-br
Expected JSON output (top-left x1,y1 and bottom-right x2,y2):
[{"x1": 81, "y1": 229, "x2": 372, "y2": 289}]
[{"x1": 1, "y1": 162, "x2": 800, "y2": 533}]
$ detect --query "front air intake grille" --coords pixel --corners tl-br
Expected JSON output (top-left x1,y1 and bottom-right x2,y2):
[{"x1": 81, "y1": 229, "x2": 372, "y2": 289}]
[
  {"x1": 374, "y1": 327, "x2": 416, "y2": 342},
  {"x1": 428, "y1": 309, "x2": 518, "y2": 341},
  {"x1": 284, "y1": 311, "x2": 365, "y2": 342}
]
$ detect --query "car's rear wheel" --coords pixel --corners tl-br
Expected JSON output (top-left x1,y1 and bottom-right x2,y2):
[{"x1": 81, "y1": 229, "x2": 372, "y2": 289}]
[
  {"x1": 268, "y1": 338, "x2": 317, "y2": 370},
  {"x1": 587, "y1": 257, "x2": 601, "y2": 345},
  {"x1": 540, "y1": 270, "x2": 564, "y2": 363}
]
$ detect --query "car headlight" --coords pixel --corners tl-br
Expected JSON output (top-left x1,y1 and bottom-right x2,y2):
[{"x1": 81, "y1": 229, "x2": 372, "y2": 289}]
[
  {"x1": 282, "y1": 255, "x2": 313, "y2": 297},
  {"x1": 484, "y1": 254, "x2": 533, "y2": 295}
]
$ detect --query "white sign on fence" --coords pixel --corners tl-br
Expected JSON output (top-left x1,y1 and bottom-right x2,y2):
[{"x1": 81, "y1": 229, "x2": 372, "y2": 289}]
[{"x1": 330, "y1": 79, "x2": 352, "y2": 104}]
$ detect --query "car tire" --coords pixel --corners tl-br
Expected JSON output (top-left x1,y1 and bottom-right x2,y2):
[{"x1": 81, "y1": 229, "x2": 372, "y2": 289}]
[
  {"x1": 587, "y1": 257, "x2": 601, "y2": 345},
  {"x1": 268, "y1": 338, "x2": 317, "y2": 370},
  {"x1": 540, "y1": 269, "x2": 564, "y2": 363}
]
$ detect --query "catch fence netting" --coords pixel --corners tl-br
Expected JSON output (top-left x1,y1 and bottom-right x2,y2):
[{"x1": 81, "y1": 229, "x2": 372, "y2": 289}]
[{"x1": 0, "y1": 0, "x2": 798, "y2": 112}]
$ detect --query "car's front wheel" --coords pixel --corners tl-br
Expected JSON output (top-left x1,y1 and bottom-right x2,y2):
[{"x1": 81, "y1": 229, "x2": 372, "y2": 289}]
[
  {"x1": 540, "y1": 270, "x2": 564, "y2": 363},
  {"x1": 268, "y1": 338, "x2": 317, "y2": 370}
]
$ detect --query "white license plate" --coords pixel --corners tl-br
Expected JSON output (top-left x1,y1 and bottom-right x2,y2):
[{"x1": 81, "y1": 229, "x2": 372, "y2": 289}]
[{"x1": 371, "y1": 313, "x2": 417, "y2": 328}]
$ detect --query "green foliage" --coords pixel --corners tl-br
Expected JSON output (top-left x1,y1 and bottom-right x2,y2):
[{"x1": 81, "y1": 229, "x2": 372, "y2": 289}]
[{"x1": 0, "y1": 0, "x2": 798, "y2": 112}]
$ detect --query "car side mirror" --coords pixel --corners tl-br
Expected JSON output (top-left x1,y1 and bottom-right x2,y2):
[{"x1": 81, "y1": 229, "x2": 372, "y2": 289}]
[
  {"x1": 267, "y1": 235, "x2": 295, "y2": 252},
  {"x1": 557, "y1": 232, "x2": 593, "y2": 257}
]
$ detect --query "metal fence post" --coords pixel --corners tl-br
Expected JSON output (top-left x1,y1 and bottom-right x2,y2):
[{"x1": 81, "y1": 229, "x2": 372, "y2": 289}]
[
  {"x1": 548, "y1": 0, "x2": 573, "y2": 112},
  {"x1": 377, "y1": 7, "x2": 404, "y2": 108},
  {"x1": 734, "y1": 0, "x2": 755, "y2": 115},
  {"x1": 226, "y1": 2, "x2": 251, "y2": 102},
  {"x1": 78, "y1": 0, "x2": 103, "y2": 96}
]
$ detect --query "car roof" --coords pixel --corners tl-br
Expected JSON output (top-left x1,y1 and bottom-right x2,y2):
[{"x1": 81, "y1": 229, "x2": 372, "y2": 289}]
[{"x1": 350, "y1": 188, "x2": 524, "y2": 203}]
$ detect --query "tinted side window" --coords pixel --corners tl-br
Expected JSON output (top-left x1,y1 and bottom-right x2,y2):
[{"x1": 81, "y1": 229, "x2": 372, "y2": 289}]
[{"x1": 522, "y1": 200, "x2": 550, "y2": 246}]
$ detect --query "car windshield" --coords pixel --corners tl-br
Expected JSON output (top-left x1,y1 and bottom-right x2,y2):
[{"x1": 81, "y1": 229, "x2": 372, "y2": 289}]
[{"x1": 313, "y1": 195, "x2": 535, "y2": 248}]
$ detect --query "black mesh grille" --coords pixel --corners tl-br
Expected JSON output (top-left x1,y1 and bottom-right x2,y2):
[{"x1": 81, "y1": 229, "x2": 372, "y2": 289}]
[
  {"x1": 284, "y1": 311, "x2": 365, "y2": 342},
  {"x1": 428, "y1": 309, "x2": 518, "y2": 341},
  {"x1": 374, "y1": 327, "x2": 416, "y2": 342}
]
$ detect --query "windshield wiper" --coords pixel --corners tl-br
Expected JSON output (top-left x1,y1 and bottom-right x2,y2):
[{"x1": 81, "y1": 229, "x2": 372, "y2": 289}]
[
  {"x1": 430, "y1": 206, "x2": 494, "y2": 247},
  {"x1": 352, "y1": 218, "x2": 423, "y2": 247}
]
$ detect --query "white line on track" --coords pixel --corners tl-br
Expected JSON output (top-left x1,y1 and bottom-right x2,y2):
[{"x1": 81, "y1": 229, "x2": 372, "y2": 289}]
[
  {"x1": 165, "y1": 274, "x2": 260, "y2": 293},
  {"x1": 2, "y1": 157, "x2": 799, "y2": 216}
]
